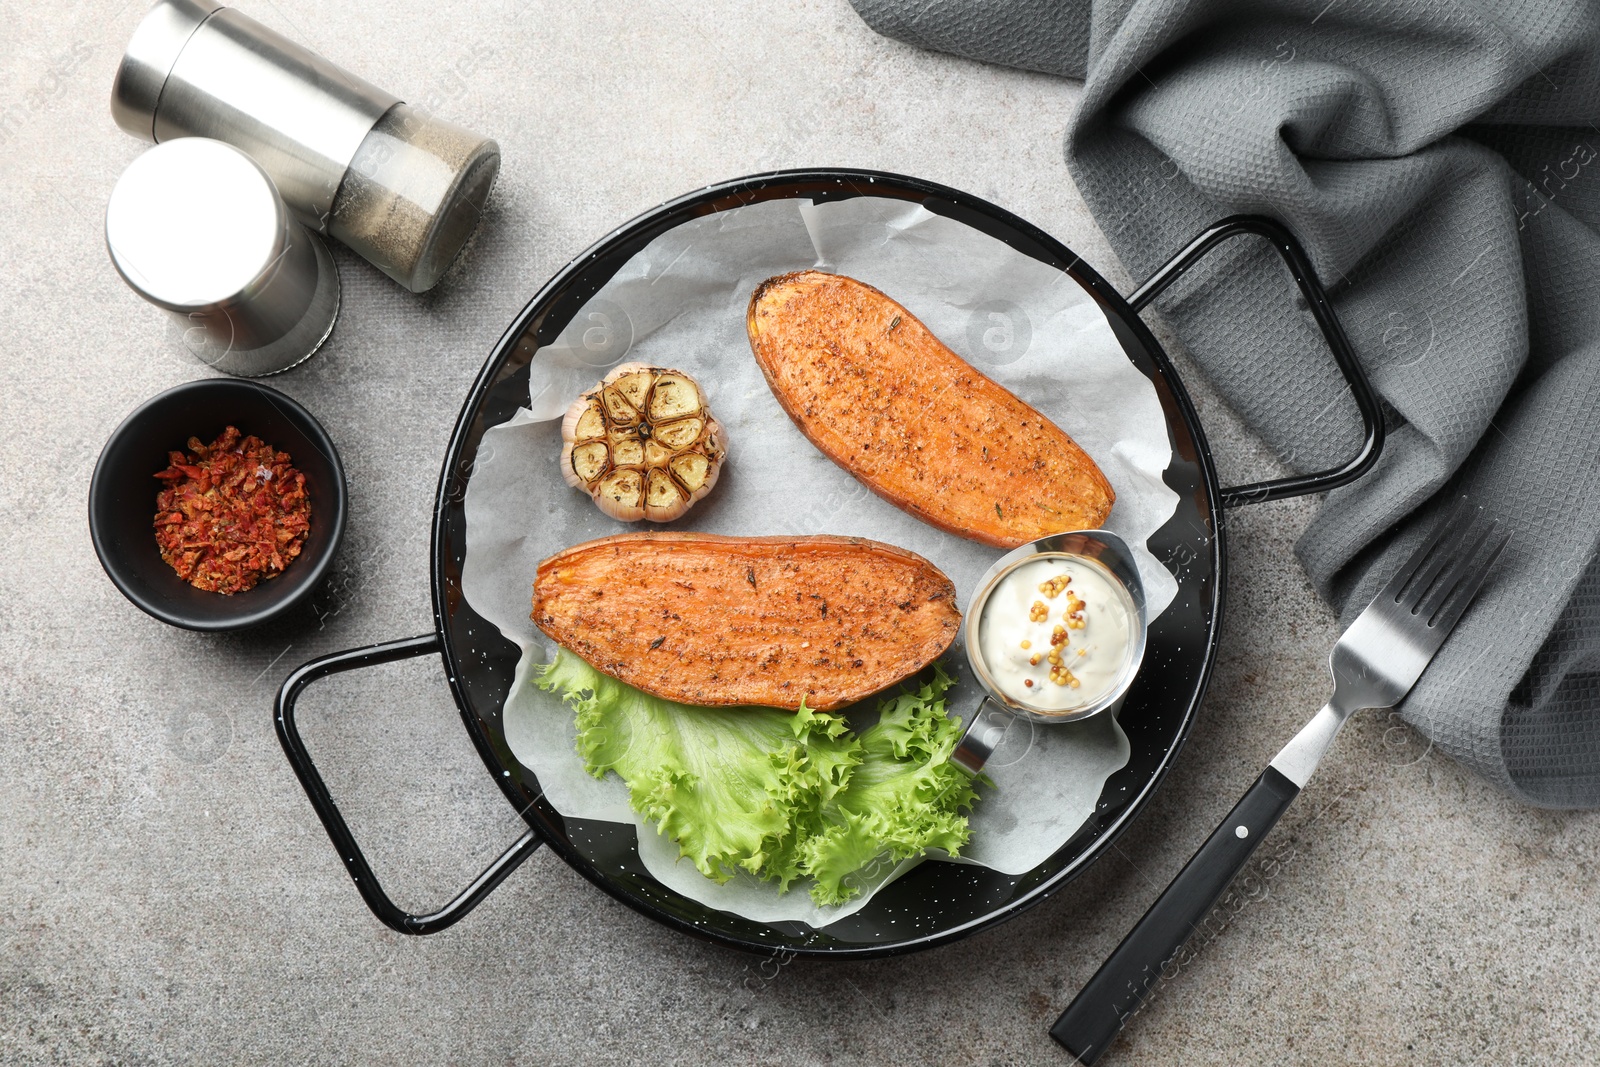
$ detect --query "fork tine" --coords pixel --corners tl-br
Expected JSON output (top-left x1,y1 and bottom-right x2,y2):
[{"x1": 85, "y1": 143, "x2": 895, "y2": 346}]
[
  {"x1": 1430, "y1": 530, "x2": 1510, "y2": 632},
  {"x1": 1415, "y1": 517, "x2": 1496, "y2": 621},
  {"x1": 1381, "y1": 498, "x2": 1475, "y2": 608}
]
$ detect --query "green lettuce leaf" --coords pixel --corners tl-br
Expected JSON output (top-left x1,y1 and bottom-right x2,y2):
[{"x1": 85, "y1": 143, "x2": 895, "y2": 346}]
[
  {"x1": 801, "y1": 664, "x2": 981, "y2": 905},
  {"x1": 533, "y1": 651, "x2": 982, "y2": 905}
]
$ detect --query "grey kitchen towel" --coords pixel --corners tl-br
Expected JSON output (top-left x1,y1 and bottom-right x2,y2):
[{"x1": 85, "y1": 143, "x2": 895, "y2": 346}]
[{"x1": 848, "y1": 0, "x2": 1600, "y2": 807}]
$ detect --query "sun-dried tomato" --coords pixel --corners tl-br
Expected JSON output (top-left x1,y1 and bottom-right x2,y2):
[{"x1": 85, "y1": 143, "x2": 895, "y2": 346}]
[{"x1": 153, "y1": 425, "x2": 312, "y2": 595}]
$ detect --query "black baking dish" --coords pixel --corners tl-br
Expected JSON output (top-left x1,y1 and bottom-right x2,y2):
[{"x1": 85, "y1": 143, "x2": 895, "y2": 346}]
[{"x1": 274, "y1": 169, "x2": 1382, "y2": 956}]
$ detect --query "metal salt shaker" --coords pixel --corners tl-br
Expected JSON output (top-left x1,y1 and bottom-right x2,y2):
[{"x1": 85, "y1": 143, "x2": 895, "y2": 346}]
[{"x1": 105, "y1": 137, "x2": 341, "y2": 377}]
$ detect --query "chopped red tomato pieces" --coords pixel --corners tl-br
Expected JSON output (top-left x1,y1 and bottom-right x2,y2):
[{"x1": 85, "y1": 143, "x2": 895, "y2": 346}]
[{"x1": 153, "y1": 426, "x2": 311, "y2": 595}]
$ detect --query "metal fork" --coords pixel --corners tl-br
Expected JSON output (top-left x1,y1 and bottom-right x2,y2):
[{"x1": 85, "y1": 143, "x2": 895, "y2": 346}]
[{"x1": 1051, "y1": 503, "x2": 1509, "y2": 1064}]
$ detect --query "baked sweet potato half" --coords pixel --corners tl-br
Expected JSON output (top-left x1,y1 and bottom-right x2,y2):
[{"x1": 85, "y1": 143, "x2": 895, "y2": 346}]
[
  {"x1": 532, "y1": 532, "x2": 960, "y2": 711},
  {"x1": 747, "y1": 270, "x2": 1114, "y2": 548}
]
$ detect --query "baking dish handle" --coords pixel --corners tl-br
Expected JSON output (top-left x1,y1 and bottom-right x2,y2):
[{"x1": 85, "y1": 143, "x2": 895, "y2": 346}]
[
  {"x1": 274, "y1": 632, "x2": 544, "y2": 935},
  {"x1": 1127, "y1": 215, "x2": 1385, "y2": 508}
]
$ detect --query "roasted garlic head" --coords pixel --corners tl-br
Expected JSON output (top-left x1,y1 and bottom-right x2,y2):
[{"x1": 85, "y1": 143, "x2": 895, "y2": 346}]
[{"x1": 560, "y1": 362, "x2": 725, "y2": 522}]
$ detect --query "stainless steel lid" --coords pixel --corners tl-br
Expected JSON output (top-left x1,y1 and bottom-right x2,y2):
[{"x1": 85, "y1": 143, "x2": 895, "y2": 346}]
[
  {"x1": 109, "y1": 0, "x2": 220, "y2": 140},
  {"x1": 105, "y1": 138, "x2": 340, "y2": 377}
]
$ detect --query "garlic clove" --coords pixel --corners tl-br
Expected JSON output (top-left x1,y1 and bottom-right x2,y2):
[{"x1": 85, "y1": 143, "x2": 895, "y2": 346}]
[
  {"x1": 647, "y1": 373, "x2": 702, "y2": 421},
  {"x1": 669, "y1": 451, "x2": 710, "y2": 492},
  {"x1": 564, "y1": 396, "x2": 605, "y2": 442},
  {"x1": 606, "y1": 364, "x2": 655, "y2": 408},
  {"x1": 643, "y1": 437, "x2": 673, "y2": 466},
  {"x1": 576, "y1": 413, "x2": 604, "y2": 442},
  {"x1": 643, "y1": 468, "x2": 687, "y2": 521},
  {"x1": 569, "y1": 440, "x2": 609, "y2": 484},
  {"x1": 611, "y1": 436, "x2": 644, "y2": 467},
  {"x1": 653, "y1": 416, "x2": 703, "y2": 450},
  {"x1": 595, "y1": 468, "x2": 645, "y2": 521},
  {"x1": 599, "y1": 384, "x2": 639, "y2": 427}
]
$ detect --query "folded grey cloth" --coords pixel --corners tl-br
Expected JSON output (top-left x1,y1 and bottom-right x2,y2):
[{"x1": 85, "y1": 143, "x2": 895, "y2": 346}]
[{"x1": 849, "y1": 0, "x2": 1600, "y2": 807}]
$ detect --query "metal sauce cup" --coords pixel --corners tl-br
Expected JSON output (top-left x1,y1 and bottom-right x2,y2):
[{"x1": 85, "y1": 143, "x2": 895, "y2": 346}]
[{"x1": 952, "y1": 530, "x2": 1149, "y2": 775}]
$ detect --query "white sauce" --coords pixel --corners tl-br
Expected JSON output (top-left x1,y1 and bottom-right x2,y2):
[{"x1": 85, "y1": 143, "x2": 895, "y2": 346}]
[{"x1": 976, "y1": 555, "x2": 1135, "y2": 713}]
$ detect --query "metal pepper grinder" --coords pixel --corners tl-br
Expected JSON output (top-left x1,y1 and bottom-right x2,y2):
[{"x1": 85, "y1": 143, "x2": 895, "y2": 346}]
[{"x1": 111, "y1": 0, "x2": 500, "y2": 293}]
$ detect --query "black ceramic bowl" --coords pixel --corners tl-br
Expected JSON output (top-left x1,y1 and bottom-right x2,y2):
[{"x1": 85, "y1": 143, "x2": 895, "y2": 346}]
[{"x1": 88, "y1": 379, "x2": 347, "y2": 631}]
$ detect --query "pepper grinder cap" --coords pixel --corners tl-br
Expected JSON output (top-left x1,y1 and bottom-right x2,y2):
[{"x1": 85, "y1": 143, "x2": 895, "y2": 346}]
[{"x1": 110, "y1": 0, "x2": 220, "y2": 139}]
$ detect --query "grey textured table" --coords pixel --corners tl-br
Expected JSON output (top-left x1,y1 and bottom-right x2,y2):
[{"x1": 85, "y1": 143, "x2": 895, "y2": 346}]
[{"x1": 4, "y1": 2, "x2": 1598, "y2": 1064}]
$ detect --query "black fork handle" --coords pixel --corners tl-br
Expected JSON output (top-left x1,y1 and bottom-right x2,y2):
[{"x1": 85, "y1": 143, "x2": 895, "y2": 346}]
[
  {"x1": 1129, "y1": 215, "x2": 1385, "y2": 509},
  {"x1": 1050, "y1": 768, "x2": 1300, "y2": 1063},
  {"x1": 274, "y1": 632, "x2": 543, "y2": 934}
]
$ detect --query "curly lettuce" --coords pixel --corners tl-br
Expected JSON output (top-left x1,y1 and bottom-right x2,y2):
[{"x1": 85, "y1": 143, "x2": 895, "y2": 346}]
[{"x1": 533, "y1": 651, "x2": 981, "y2": 905}]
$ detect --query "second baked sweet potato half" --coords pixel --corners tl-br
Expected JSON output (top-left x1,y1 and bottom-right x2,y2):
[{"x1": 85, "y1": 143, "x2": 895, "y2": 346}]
[
  {"x1": 532, "y1": 532, "x2": 960, "y2": 711},
  {"x1": 747, "y1": 270, "x2": 1114, "y2": 548}
]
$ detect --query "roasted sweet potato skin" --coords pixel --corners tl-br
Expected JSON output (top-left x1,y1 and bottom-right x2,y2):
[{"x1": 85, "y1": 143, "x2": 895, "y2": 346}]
[
  {"x1": 532, "y1": 532, "x2": 960, "y2": 711},
  {"x1": 747, "y1": 270, "x2": 1114, "y2": 548}
]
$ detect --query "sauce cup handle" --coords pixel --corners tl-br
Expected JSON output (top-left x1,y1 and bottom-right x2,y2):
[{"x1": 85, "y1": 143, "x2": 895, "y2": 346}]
[{"x1": 952, "y1": 696, "x2": 1020, "y2": 776}]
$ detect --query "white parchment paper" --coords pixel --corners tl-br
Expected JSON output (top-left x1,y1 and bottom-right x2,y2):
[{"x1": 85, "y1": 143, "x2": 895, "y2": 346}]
[{"x1": 461, "y1": 196, "x2": 1180, "y2": 927}]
